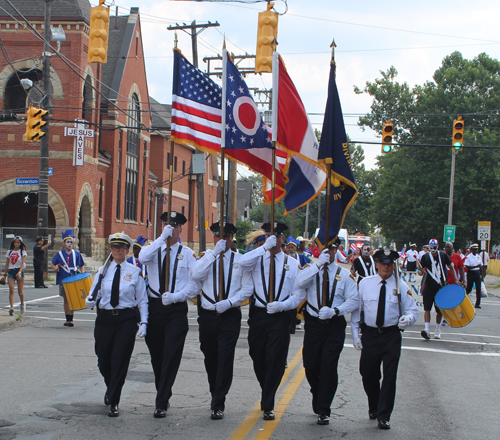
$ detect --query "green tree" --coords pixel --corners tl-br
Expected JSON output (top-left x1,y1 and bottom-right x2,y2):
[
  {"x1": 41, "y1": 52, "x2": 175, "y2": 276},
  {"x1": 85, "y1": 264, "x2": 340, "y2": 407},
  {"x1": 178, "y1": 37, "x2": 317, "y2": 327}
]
[{"x1": 355, "y1": 52, "x2": 500, "y2": 249}]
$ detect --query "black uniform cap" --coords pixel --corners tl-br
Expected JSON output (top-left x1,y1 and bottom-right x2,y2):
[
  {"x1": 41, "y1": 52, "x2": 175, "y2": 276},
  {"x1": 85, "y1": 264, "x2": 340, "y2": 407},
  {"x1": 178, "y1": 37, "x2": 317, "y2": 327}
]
[
  {"x1": 160, "y1": 211, "x2": 187, "y2": 226},
  {"x1": 261, "y1": 222, "x2": 289, "y2": 235},
  {"x1": 373, "y1": 249, "x2": 400, "y2": 264},
  {"x1": 210, "y1": 222, "x2": 238, "y2": 236},
  {"x1": 327, "y1": 237, "x2": 342, "y2": 249}
]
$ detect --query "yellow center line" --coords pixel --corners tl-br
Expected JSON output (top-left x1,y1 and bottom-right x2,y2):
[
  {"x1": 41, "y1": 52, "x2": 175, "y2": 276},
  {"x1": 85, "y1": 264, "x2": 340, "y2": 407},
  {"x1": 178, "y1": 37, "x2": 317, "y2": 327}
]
[
  {"x1": 255, "y1": 365, "x2": 305, "y2": 440},
  {"x1": 229, "y1": 347, "x2": 304, "y2": 440}
]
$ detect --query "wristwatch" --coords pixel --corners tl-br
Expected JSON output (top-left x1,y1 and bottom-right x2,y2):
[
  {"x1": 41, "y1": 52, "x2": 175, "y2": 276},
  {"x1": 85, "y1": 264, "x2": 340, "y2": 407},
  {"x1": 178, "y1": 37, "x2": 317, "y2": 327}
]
[{"x1": 334, "y1": 307, "x2": 340, "y2": 316}]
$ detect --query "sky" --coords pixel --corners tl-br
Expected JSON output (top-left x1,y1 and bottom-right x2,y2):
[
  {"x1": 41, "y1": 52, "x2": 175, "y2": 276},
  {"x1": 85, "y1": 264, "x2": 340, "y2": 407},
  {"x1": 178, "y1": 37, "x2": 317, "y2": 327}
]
[{"x1": 107, "y1": 0, "x2": 500, "y2": 170}]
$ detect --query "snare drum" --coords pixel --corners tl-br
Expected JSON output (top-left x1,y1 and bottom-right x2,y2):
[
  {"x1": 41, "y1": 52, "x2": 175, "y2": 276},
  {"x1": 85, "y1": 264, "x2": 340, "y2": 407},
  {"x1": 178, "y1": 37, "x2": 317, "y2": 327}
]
[
  {"x1": 435, "y1": 284, "x2": 475, "y2": 328},
  {"x1": 62, "y1": 273, "x2": 94, "y2": 311}
]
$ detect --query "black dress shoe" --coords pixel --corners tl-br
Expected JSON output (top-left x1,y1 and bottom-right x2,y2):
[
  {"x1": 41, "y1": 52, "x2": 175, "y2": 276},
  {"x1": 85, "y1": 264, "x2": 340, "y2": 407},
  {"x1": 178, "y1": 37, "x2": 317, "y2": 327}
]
[
  {"x1": 108, "y1": 405, "x2": 119, "y2": 417},
  {"x1": 263, "y1": 410, "x2": 275, "y2": 420},
  {"x1": 154, "y1": 408, "x2": 167, "y2": 418},
  {"x1": 378, "y1": 420, "x2": 391, "y2": 429},
  {"x1": 475, "y1": 305, "x2": 481, "y2": 309},
  {"x1": 104, "y1": 392, "x2": 110, "y2": 406},
  {"x1": 317, "y1": 414, "x2": 330, "y2": 425},
  {"x1": 369, "y1": 411, "x2": 377, "y2": 420},
  {"x1": 211, "y1": 410, "x2": 224, "y2": 420},
  {"x1": 42, "y1": 285, "x2": 48, "y2": 288}
]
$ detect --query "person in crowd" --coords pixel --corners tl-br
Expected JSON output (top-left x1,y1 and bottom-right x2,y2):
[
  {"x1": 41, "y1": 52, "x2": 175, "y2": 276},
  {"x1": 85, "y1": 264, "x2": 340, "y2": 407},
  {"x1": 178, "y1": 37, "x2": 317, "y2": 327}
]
[
  {"x1": 404, "y1": 243, "x2": 418, "y2": 272},
  {"x1": 351, "y1": 242, "x2": 376, "y2": 283},
  {"x1": 1, "y1": 236, "x2": 28, "y2": 315},
  {"x1": 444, "y1": 242, "x2": 465, "y2": 287},
  {"x1": 308, "y1": 240, "x2": 320, "y2": 258},
  {"x1": 479, "y1": 248, "x2": 489, "y2": 281},
  {"x1": 465, "y1": 243, "x2": 483, "y2": 309},
  {"x1": 126, "y1": 235, "x2": 147, "y2": 272},
  {"x1": 33, "y1": 236, "x2": 51, "y2": 288},
  {"x1": 51, "y1": 230, "x2": 85, "y2": 327},
  {"x1": 351, "y1": 249, "x2": 418, "y2": 430},
  {"x1": 85, "y1": 232, "x2": 148, "y2": 417}
]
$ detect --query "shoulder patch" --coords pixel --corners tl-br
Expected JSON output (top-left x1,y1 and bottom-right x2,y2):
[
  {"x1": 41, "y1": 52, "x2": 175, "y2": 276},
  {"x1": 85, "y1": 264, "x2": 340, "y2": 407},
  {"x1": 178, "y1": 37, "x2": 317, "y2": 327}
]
[{"x1": 300, "y1": 263, "x2": 310, "y2": 270}]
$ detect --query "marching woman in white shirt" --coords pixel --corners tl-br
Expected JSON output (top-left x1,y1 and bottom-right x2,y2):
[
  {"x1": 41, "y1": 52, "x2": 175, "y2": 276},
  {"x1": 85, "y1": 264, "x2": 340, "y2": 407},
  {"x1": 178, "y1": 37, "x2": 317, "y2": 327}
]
[
  {"x1": 85, "y1": 233, "x2": 148, "y2": 418},
  {"x1": 268, "y1": 238, "x2": 359, "y2": 425},
  {"x1": 351, "y1": 249, "x2": 418, "y2": 430}
]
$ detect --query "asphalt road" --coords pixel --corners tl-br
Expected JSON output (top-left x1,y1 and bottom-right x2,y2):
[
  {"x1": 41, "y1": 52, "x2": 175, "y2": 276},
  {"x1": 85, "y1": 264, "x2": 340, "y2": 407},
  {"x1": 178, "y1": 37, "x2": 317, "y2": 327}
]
[{"x1": 1, "y1": 283, "x2": 500, "y2": 440}]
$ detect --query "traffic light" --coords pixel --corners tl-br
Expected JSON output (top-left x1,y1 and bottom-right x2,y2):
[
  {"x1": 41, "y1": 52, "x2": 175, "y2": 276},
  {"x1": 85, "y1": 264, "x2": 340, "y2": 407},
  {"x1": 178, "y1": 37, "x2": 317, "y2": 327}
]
[
  {"x1": 452, "y1": 117, "x2": 464, "y2": 151},
  {"x1": 255, "y1": 3, "x2": 278, "y2": 73},
  {"x1": 381, "y1": 120, "x2": 394, "y2": 154},
  {"x1": 88, "y1": 1, "x2": 110, "y2": 64},
  {"x1": 24, "y1": 106, "x2": 48, "y2": 142}
]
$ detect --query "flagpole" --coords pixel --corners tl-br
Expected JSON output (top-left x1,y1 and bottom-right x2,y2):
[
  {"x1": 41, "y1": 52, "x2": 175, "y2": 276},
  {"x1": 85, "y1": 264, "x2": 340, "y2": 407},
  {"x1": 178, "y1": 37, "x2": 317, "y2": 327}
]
[
  {"x1": 322, "y1": 39, "x2": 336, "y2": 308},
  {"x1": 219, "y1": 46, "x2": 228, "y2": 302},
  {"x1": 166, "y1": 35, "x2": 180, "y2": 293}
]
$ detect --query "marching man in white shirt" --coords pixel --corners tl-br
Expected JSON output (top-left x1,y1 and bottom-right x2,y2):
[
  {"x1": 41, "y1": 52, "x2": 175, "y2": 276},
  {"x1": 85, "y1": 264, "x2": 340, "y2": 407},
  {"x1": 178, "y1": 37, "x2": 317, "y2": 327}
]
[
  {"x1": 268, "y1": 237, "x2": 358, "y2": 425},
  {"x1": 351, "y1": 249, "x2": 418, "y2": 430},
  {"x1": 190, "y1": 222, "x2": 253, "y2": 420}
]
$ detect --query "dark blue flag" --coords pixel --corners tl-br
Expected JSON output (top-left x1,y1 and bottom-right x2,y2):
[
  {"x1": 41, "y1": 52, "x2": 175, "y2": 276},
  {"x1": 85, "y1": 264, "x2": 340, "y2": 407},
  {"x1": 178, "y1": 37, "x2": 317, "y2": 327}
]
[{"x1": 316, "y1": 63, "x2": 358, "y2": 248}]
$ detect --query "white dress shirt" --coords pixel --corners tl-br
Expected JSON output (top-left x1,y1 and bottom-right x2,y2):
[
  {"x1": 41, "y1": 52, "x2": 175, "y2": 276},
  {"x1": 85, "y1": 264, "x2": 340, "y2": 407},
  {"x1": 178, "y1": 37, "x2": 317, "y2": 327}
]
[
  {"x1": 138, "y1": 237, "x2": 199, "y2": 298},
  {"x1": 351, "y1": 273, "x2": 418, "y2": 339},
  {"x1": 190, "y1": 248, "x2": 254, "y2": 310},
  {"x1": 464, "y1": 253, "x2": 481, "y2": 270},
  {"x1": 89, "y1": 260, "x2": 148, "y2": 322},
  {"x1": 406, "y1": 250, "x2": 418, "y2": 262},
  {"x1": 238, "y1": 246, "x2": 300, "y2": 307},
  {"x1": 283, "y1": 261, "x2": 358, "y2": 317}
]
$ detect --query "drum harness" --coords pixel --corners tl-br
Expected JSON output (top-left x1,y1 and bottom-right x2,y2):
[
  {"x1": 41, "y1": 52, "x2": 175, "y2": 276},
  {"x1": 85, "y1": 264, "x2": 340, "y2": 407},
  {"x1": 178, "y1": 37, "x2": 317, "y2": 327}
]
[{"x1": 58, "y1": 250, "x2": 79, "y2": 275}]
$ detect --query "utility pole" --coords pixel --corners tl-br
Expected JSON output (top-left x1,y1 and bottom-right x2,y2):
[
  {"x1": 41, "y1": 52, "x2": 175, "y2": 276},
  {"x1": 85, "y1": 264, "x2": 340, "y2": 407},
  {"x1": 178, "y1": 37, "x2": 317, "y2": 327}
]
[
  {"x1": 448, "y1": 151, "x2": 457, "y2": 225},
  {"x1": 37, "y1": 0, "x2": 52, "y2": 247},
  {"x1": 167, "y1": 20, "x2": 219, "y2": 251}
]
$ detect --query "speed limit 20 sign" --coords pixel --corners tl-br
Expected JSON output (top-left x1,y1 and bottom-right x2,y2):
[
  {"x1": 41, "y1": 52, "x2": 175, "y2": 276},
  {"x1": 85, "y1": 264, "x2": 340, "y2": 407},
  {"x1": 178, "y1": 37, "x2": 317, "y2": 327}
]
[{"x1": 478, "y1": 221, "x2": 491, "y2": 241}]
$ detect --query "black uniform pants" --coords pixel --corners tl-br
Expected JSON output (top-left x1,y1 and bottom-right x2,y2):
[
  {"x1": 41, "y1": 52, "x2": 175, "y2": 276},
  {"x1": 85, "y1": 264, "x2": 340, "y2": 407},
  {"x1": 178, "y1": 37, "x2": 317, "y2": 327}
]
[
  {"x1": 303, "y1": 312, "x2": 346, "y2": 416},
  {"x1": 406, "y1": 261, "x2": 416, "y2": 272},
  {"x1": 94, "y1": 308, "x2": 138, "y2": 406},
  {"x1": 33, "y1": 259, "x2": 44, "y2": 287},
  {"x1": 359, "y1": 326, "x2": 402, "y2": 422},
  {"x1": 198, "y1": 307, "x2": 241, "y2": 411},
  {"x1": 466, "y1": 270, "x2": 482, "y2": 307},
  {"x1": 145, "y1": 299, "x2": 189, "y2": 409},
  {"x1": 247, "y1": 307, "x2": 291, "y2": 411}
]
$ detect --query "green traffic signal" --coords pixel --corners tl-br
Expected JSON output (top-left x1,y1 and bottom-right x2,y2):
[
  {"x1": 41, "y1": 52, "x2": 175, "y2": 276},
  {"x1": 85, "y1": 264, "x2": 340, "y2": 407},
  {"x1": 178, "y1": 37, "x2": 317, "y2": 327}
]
[
  {"x1": 382, "y1": 144, "x2": 392, "y2": 153},
  {"x1": 453, "y1": 142, "x2": 462, "y2": 150}
]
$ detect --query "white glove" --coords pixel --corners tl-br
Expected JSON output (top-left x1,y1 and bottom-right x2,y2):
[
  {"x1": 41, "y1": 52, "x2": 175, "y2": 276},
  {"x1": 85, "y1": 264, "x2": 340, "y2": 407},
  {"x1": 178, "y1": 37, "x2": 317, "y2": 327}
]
[
  {"x1": 137, "y1": 323, "x2": 147, "y2": 338},
  {"x1": 353, "y1": 337, "x2": 363, "y2": 350},
  {"x1": 267, "y1": 301, "x2": 286, "y2": 314},
  {"x1": 85, "y1": 296, "x2": 96, "y2": 309},
  {"x1": 162, "y1": 291, "x2": 175, "y2": 306},
  {"x1": 213, "y1": 239, "x2": 227, "y2": 256},
  {"x1": 318, "y1": 306, "x2": 334, "y2": 320},
  {"x1": 317, "y1": 249, "x2": 331, "y2": 268},
  {"x1": 215, "y1": 299, "x2": 232, "y2": 314},
  {"x1": 161, "y1": 225, "x2": 174, "y2": 241},
  {"x1": 264, "y1": 235, "x2": 277, "y2": 251},
  {"x1": 398, "y1": 315, "x2": 412, "y2": 330}
]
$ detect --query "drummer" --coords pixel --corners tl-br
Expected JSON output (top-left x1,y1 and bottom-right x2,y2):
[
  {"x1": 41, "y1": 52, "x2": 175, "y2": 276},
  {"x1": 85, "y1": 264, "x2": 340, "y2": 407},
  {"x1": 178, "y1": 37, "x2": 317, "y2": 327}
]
[
  {"x1": 418, "y1": 239, "x2": 458, "y2": 340},
  {"x1": 127, "y1": 235, "x2": 147, "y2": 273},
  {"x1": 85, "y1": 232, "x2": 148, "y2": 417},
  {"x1": 51, "y1": 230, "x2": 85, "y2": 327}
]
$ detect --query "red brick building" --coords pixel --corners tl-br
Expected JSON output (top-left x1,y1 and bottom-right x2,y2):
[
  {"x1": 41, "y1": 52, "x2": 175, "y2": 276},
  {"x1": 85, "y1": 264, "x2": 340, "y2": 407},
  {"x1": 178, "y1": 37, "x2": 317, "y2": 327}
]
[{"x1": 0, "y1": 0, "x2": 217, "y2": 258}]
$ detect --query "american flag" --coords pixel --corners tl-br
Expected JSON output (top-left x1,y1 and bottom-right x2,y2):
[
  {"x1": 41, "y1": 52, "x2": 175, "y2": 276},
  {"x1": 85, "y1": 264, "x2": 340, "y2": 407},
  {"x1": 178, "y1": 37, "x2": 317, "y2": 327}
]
[
  {"x1": 171, "y1": 49, "x2": 222, "y2": 153},
  {"x1": 350, "y1": 243, "x2": 357, "y2": 252}
]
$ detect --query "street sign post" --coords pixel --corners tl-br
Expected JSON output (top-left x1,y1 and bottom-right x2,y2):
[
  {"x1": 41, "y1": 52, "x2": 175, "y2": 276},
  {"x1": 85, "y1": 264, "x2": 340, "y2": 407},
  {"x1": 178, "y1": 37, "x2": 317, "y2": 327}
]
[
  {"x1": 478, "y1": 221, "x2": 491, "y2": 241},
  {"x1": 443, "y1": 225, "x2": 455, "y2": 243}
]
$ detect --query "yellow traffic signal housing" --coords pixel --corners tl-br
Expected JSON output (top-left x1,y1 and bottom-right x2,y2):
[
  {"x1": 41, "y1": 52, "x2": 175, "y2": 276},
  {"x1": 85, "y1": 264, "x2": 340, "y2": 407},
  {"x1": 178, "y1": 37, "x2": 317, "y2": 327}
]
[
  {"x1": 255, "y1": 3, "x2": 278, "y2": 73},
  {"x1": 452, "y1": 117, "x2": 464, "y2": 151},
  {"x1": 381, "y1": 120, "x2": 394, "y2": 154},
  {"x1": 24, "y1": 106, "x2": 48, "y2": 142},
  {"x1": 88, "y1": 2, "x2": 110, "y2": 64}
]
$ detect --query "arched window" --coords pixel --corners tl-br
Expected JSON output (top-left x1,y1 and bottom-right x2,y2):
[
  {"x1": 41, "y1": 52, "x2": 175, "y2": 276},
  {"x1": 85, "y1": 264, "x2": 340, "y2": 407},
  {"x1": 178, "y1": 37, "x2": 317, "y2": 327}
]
[
  {"x1": 82, "y1": 74, "x2": 93, "y2": 123},
  {"x1": 3, "y1": 69, "x2": 44, "y2": 113},
  {"x1": 125, "y1": 93, "x2": 140, "y2": 221}
]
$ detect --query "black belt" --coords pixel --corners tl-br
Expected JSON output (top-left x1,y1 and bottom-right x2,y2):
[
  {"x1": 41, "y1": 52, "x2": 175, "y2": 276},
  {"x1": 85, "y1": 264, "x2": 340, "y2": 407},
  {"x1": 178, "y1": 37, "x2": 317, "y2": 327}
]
[
  {"x1": 97, "y1": 307, "x2": 135, "y2": 316},
  {"x1": 364, "y1": 325, "x2": 399, "y2": 334}
]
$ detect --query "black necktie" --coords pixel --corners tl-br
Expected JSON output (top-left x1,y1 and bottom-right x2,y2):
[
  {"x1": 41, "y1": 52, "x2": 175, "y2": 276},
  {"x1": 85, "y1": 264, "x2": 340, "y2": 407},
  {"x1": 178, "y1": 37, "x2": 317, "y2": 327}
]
[
  {"x1": 376, "y1": 280, "x2": 386, "y2": 328},
  {"x1": 110, "y1": 264, "x2": 120, "y2": 308},
  {"x1": 160, "y1": 252, "x2": 167, "y2": 293}
]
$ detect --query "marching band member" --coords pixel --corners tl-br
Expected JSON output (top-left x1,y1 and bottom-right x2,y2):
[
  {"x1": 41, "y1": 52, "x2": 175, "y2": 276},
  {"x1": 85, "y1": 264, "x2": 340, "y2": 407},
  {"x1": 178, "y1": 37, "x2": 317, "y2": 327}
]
[
  {"x1": 465, "y1": 243, "x2": 482, "y2": 308},
  {"x1": 51, "y1": 230, "x2": 85, "y2": 327},
  {"x1": 418, "y1": 239, "x2": 458, "y2": 339},
  {"x1": 85, "y1": 232, "x2": 148, "y2": 417},
  {"x1": 138, "y1": 211, "x2": 199, "y2": 418},
  {"x1": 190, "y1": 222, "x2": 253, "y2": 420},
  {"x1": 127, "y1": 235, "x2": 147, "y2": 272},
  {"x1": 351, "y1": 249, "x2": 418, "y2": 430},
  {"x1": 351, "y1": 242, "x2": 376, "y2": 283},
  {"x1": 268, "y1": 238, "x2": 358, "y2": 425},
  {"x1": 238, "y1": 222, "x2": 300, "y2": 421}
]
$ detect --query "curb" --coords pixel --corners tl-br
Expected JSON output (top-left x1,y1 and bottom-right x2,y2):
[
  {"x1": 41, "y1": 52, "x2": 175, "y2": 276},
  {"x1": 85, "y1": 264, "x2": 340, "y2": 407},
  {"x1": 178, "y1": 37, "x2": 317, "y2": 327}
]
[{"x1": 0, "y1": 309, "x2": 19, "y2": 329}]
